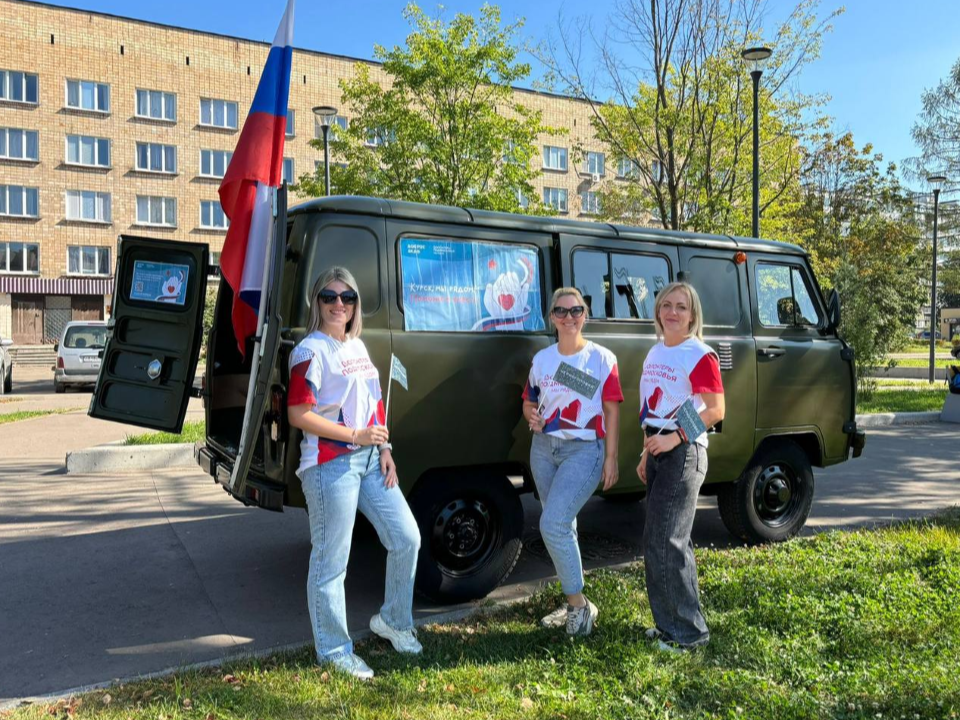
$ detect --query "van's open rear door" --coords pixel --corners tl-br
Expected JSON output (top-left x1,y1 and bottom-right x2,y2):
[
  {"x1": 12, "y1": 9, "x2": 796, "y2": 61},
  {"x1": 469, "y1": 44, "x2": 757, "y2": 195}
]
[{"x1": 89, "y1": 236, "x2": 208, "y2": 432}]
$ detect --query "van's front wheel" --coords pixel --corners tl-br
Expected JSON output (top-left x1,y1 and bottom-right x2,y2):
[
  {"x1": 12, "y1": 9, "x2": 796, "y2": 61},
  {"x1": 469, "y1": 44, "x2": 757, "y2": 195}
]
[
  {"x1": 409, "y1": 473, "x2": 523, "y2": 604},
  {"x1": 718, "y1": 439, "x2": 815, "y2": 543}
]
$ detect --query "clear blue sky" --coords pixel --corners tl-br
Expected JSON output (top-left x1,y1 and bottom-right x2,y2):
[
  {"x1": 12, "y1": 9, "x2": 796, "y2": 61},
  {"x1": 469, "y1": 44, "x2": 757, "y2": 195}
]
[{"x1": 36, "y1": 0, "x2": 960, "y2": 181}]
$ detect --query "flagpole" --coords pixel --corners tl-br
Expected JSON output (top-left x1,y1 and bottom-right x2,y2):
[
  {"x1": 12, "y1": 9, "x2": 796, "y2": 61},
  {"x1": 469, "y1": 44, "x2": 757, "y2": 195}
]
[{"x1": 383, "y1": 353, "x2": 395, "y2": 428}]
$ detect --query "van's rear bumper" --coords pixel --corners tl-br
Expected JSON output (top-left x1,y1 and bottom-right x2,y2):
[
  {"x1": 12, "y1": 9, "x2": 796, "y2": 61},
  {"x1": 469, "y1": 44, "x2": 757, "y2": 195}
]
[{"x1": 195, "y1": 443, "x2": 286, "y2": 511}]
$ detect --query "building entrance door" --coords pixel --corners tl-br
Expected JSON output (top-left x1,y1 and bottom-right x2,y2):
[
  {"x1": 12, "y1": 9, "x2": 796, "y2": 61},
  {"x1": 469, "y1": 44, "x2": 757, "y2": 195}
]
[
  {"x1": 12, "y1": 295, "x2": 44, "y2": 344},
  {"x1": 71, "y1": 296, "x2": 104, "y2": 321}
]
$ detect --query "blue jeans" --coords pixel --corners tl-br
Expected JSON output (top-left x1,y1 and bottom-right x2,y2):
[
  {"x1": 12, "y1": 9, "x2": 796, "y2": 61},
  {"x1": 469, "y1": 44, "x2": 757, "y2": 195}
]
[
  {"x1": 529, "y1": 433, "x2": 604, "y2": 595},
  {"x1": 300, "y1": 448, "x2": 421, "y2": 661},
  {"x1": 643, "y1": 440, "x2": 710, "y2": 647}
]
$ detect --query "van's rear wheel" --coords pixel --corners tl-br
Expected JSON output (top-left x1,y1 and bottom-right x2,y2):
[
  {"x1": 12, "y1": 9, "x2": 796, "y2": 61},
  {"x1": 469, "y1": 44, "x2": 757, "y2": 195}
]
[
  {"x1": 718, "y1": 439, "x2": 814, "y2": 543},
  {"x1": 409, "y1": 472, "x2": 523, "y2": 604}
]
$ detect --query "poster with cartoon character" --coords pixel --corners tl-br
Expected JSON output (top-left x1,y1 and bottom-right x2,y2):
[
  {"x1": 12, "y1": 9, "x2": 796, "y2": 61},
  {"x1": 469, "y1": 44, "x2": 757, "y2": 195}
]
[
  {"x1": 130, "y1": 261, "x2": 190, "y2": 306},
  {"x1": 400, "y1": 238, "x2": 544, "y2": 332}
]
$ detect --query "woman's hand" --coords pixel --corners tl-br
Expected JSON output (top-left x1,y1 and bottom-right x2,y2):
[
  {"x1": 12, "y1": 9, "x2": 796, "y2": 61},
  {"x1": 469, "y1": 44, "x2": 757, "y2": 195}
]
[
  {"x1": 601, "y1": 455, "x2": 619, "y2": 491},
  {"x1": 355, "y1": 425, "x2": 389, "y2": 446},
  {"x1": 637, "y1": 451, "x2": 647, "y2": 484},
  {"x1": 523, "y1": 403, "x2": 545, "y2": 433},
  {"x1": 643, "y1": 431, "x2": 682, "y2": 457},
  {"x1": 379, "y1": 449, "x2": 398, "y2": 488}
]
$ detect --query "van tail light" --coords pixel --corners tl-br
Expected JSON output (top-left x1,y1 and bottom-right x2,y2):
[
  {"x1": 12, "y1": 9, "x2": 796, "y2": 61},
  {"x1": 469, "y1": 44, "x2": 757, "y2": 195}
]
[
  {"x1": 57, "y1": 357, "x2": 64, "y2": 369},
  {"x1": 271, "y1": 388, "x2": 283, "y2": 416}
]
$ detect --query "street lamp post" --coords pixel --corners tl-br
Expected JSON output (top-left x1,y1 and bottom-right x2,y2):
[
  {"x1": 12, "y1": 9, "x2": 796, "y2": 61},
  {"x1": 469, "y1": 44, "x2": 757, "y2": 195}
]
[
  {"x1": 927, "y1": 173, "x2": 947, "y2": 383},
  {"x1": 742, "y1": 46, "x2": 773, "y2": 239},
  {"x1": 311, "y1": 105, "x2": 338, "y2": 197}
]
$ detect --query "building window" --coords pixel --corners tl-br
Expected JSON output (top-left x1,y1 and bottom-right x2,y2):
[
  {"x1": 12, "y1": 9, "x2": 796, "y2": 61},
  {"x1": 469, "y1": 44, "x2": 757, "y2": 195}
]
[
  {"x1": 66, "y1": 190, "x2": 111, "y2": 223},
  {"x1": 651, "y1": 159, "x2": 664, "y2": 182},
  {"x1": 67, "y1": 245, "x2": 111, "y2": 276},
  {"x1": 543, "y1": 187, "x2": 568, "y2": 212},
  {"x1": 136, "y1": 195, "x2": 177, "y2": 227},
  {"x1": 543, "y1": 146, "x2": 568, "y2": 171},
  {"x1": 200, "y1": 98, "x2": 238, "y2": 129},
  {"x1": 66, "y1": 135, "x2": 111, "y2": 168},
  {"x1": 285, "y1": 109, "x2": 295, "y2": 137},
  {"x1": 617, "y1": 157, "x2": 639, "y2": 178},
  {"x1": 0, "y1": 70, "x2": 39, "y2": 104},
  {"x1": 200, "y1": 149, "x2": 232, "y2": 179},
  {"x1": 0, "y1": 185, "x2": 39, "y2": 218},
  {"x1": 283, "y1": 157, "x2": 294, "y2": 185},
  {"x1": 200, "y1": 200, "x2": 229, "y2": 229},
  {"x1": 517, "y1": 189, "x2": 529, "y2": 210},
  {"x1": 65, "y1": 79, "x2": 110, "y2": 112},
  {"x1": 586, "y1": 152, "x2": 605, "y2": 177},
  {"x1": 0, "y1": 128, "x2": 39, "y2": 161},
  {"x1": 317, "y1": 115, "x2": 348, "y2": 139},
  {"x1": 135, "y1": 142, "x2": 177, "y2": 173},
  {"x1": 136, "y1": 89, "x2": 176, "y2": 121},
  {"x1": 580, "y1": 191, "x2": 601, "y2": 215},
  {"x1": 364, "y1": 126, "x2": 395, "y2": 147},
  {"x1": 0, "y1": 241, "x2": 40, "y2": 274}
]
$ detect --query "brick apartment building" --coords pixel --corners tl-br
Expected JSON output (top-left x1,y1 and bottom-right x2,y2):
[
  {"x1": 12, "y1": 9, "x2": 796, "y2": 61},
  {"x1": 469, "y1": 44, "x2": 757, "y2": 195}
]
[{"x1": 0, "y1": 0, "x2": 621, "y2": 345}]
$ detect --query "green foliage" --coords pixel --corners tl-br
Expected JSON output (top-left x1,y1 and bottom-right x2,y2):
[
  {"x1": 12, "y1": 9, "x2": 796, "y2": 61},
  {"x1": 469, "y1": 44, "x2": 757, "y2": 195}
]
[
  {"x1": 297, "y1": 4, "x2": 559, "y2": 213},
  {"x1": 200, "y1": 283, "x2": 219, "y2": 360},
  {"x1": 0, "y1": 409, "x2": 64, "y2": 425},
  {"x1": 857, "y1": 387, "x2": 948, "y2": 414},
  {"x1": 123, "y1": 420, "x2": 205, "y2": 446},
  {"x1": 907, "y1": 56, "x2": 960, "y2": 185}
]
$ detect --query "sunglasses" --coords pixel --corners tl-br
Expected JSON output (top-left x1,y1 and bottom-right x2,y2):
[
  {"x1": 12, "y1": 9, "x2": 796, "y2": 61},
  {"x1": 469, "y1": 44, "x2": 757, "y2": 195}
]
[
  {"x1": 552, "y1": 305, "x2": 586, "y2": 319},
  {"x1": 319, "y1": 289, "x2": 359, "y2": 305}
]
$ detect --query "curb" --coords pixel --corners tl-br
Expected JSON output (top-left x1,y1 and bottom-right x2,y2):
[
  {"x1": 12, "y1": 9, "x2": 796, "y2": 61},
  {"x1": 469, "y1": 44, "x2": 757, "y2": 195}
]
[
  {"x1": 65, "y1": 443, "x2": 194, "y2": 474},
  {"x1": 855, "y1": 411, "x2": 943, "y2": 427}
]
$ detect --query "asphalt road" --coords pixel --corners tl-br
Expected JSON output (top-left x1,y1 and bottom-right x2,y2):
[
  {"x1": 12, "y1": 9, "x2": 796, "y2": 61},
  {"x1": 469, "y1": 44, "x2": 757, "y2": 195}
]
[{"x1": 1, "y1": 377, "x2": 958, "y2": 703}]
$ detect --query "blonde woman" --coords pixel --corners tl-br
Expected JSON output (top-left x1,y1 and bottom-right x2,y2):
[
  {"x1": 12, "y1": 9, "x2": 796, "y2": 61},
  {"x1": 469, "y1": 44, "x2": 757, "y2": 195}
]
[
  {"x1": 637, "y1": 281, "x2": 725, "y2": 652},
  {"x1": 287, "y1": 266, "x2": 421, "y2": 680},
  {"x1": 522, "y1": 287, "x2": 623, "y2": 636}
]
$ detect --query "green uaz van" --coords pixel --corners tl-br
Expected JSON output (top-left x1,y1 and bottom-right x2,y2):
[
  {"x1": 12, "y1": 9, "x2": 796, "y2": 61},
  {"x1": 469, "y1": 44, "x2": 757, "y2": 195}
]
[{"x1": 90, "y1": 193, "x2": 865, "y2": 603}]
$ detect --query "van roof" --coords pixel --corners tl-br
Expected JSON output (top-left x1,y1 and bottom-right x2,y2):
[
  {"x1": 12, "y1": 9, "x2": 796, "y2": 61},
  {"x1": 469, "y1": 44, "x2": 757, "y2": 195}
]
[{"x1": 289, "y1": 196, "x2": 807, "y2": 256}]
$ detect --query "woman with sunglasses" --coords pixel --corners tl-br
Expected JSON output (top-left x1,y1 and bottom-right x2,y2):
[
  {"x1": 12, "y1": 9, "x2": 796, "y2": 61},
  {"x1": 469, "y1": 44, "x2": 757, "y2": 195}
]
[
  {"x1": 287, "y1": 266, "x2": 421, "y2": 680},
  {"x1": 521, "y1": 287, "x2": 623, "y2": 636}
]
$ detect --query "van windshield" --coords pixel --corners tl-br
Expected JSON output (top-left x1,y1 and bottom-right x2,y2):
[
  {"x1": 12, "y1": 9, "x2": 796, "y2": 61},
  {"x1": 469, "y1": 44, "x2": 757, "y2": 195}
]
[{"x1": 64, "y1": 326, "x2": 107, "y2": 349}]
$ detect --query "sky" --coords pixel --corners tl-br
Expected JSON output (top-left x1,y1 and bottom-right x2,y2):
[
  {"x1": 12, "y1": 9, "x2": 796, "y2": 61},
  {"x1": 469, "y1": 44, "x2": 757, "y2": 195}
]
[{"x1": 34, "y1": 0, "x2": 960, "y2": 186}]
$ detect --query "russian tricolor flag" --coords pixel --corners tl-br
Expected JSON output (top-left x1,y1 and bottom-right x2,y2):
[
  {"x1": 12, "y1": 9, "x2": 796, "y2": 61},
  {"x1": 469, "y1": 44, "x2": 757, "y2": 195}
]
[{"x1": 219, "y1": 0, "x2": 295, "y2": 357}]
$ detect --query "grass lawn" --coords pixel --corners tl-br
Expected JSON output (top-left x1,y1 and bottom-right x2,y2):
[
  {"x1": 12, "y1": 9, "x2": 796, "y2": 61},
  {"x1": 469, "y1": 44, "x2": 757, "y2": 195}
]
[
  {"x1": 887, "y1": 357, "x2": 955, "y2": 369},
  {"x1": 123, "y1": 420, "x2": 206, "y2": 446},
  {"x1": 857, "y1": 387, "x2": 949, "y2": 413},
  {"x1": 8, "y1": 510, "x2": 960, "y2": 720},
  {"x1": 0, "y1": 409, "x2": 66, "y2": 424}
]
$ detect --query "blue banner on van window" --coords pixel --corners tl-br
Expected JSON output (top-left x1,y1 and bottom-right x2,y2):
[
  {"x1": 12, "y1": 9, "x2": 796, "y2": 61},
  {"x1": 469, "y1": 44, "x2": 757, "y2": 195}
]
[
  {"x1": 129, "y1": 260, "x2": 190, "y2": 306},
  {"x1": 400, "y1": 238, "x2": 544, "y2": 332}
]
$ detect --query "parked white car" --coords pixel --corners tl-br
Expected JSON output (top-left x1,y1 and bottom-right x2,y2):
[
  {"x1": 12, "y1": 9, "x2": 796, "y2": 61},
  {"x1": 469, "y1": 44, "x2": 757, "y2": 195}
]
[
  {"x1": 0, "y1": 335, "x2": 12, "y2": 395},
  {"x1": 54, "y1": 321, "x2": 107, "y2": 393}
]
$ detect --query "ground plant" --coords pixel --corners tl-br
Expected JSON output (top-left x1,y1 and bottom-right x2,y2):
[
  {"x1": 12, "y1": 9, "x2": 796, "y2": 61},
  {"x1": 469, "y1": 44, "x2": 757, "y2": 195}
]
[
  {"x1": 856, "y1": 387, "x2": 948, "y2": 414},
  {"x1": 0, "y1": 409, "x2": 67, "y2": 425},
  {"x1": 123, "y1": 420, "x2": 206, "y2": 446},
  {"x1": 8, "y1": 510, "x2": 959, "y2": 720}
]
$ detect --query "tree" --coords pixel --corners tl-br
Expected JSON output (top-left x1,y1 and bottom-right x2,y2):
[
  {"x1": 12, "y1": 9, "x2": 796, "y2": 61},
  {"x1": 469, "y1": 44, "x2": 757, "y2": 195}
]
[
  {"x1": 297, "y1": 4, "x2": 559, "y2": 213},
  {"x1": 537, "y1": 0, "x2": 839, "y2": 235},
  {"x1": 907, "y1": 57, "x2": 960, "y2": 185}
]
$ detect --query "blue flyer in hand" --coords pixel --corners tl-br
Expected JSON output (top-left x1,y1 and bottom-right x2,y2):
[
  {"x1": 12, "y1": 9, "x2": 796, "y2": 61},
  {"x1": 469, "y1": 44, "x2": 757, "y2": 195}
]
[{"x1": 675, "y1": 398, "x2": 707, "y2": 442}]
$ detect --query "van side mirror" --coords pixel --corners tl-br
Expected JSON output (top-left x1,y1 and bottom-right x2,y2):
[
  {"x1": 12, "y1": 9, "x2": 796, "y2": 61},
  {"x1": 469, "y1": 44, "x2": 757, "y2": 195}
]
[{"x1": 826, "y1": 289, "x2": 841, "y2": 331}]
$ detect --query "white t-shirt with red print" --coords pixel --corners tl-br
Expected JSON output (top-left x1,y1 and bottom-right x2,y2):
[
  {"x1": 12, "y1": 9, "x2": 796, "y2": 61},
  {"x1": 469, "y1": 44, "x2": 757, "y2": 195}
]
[
  {"x1": 639, "y1": 337, "x2": 723, "y2": 446},
  {"x1": 288, "y1": 331, "x2": 385, "y2": 477},
  {"x1": 522, "y1": 342, "x2": 624, "y2": 441}
]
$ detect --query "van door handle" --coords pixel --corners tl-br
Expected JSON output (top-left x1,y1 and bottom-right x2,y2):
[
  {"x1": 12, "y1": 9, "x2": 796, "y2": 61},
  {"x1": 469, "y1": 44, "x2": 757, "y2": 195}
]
[{"x1": 758, "y1": 347, "x2": 786, "y2": 358}]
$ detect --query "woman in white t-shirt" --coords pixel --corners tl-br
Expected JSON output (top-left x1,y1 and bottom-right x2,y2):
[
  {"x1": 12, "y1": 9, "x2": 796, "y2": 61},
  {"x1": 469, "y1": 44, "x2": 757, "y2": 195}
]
[
  {"x1": 287, "y1": 266, "x2": 421, "y2": 680},
  {"x1": 637, "y1": 281, "x2": 725, "y2": 652},
  {"x1": 522, "y1": 287, "x2": 623, "y2": 636}
]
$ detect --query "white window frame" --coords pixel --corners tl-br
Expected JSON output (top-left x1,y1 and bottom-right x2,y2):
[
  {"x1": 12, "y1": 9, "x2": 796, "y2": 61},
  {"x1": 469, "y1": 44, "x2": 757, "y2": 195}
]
[
  {"x1": 135, "y1": 195, "x2": 177, "y2": 228},
  {"x1": 543, "y1": 187, "x2": 568, "y2": 212},
  {"x1": 135, "y1": 142, "x2": 177, "y2": 174},
  {"x1": 199, "y1": 98, "x2": 239, "y2": 130},
  {"x1": 199, "y1": 200, "x2": 229, "y2": 230},
  {"x1": 516, "y1": 189, "x2": 529, "y2": 210},
  {"x1": 285, "y1": 109, "x2": 295, "y2": 137},
  {"x1": 586, "y1": 152, "x2": 605, "y2": 177},
  {"x1": 317, "y1": 115, "x2": 348, "y2": 140},
  {"x1": 65, "y1": 79, "x2": 110, "y2": 113},
  {"x1": 283, "y1": 157, "x2": 295, "y2": 185},
  {"x1": 0, "y1": 241, "x2": 40, "y2": 274},
  {"x1": 580, "y1": 190, "x2": 601, "y2": 215},
  {"x1": 199, "y1": 149, "x2": 232, "y2": 179},
  {"x1": 65, "y1": 135, "x2": 111, "y2": 168},
  {"x1": 135, "y1": 88, "x2": 176, "y2": 122},
  {"x1": 617, "y1": 157, "x2": 639, "y2": 179},
  {"x1": 542, "y1": 146, "x2": 568, "y2": 172},
  {"x1": 65, "y1": 190, "x2": 111, "y2": 224},
  {"x1": 0, "y1": 70, "x2": 39, "y2": 105},
  {"x1": 66, "y1": 245, "x2": 111, "y2": 276},
  {"x1": 0, "y1": 128, "x2": 39, "y2": 161},
  {"x1": 0, "y1": 185, "x2": 40, "y2": 218}
]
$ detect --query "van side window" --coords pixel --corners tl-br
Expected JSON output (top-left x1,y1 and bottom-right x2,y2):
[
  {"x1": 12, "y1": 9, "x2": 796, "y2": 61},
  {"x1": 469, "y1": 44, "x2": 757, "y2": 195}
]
[
  {"x1": 572, "y1": 249, "x2": 670, "y2": 321},
  {"x1": 312, "y1": 225, "x2": 381, "y2": 312},
  {"x1": 756, "y1": 263, "x2": 822, "y2": 328},
  {"x1": 687, "y1": 256, "x2": 741, "y2": 327}
]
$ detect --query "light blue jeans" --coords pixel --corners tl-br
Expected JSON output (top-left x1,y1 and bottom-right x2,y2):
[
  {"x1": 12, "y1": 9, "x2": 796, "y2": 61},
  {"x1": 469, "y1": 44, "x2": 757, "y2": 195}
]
[
  {"x1": 300, "y1": 447, "x2": 421, "y2": 661},
  {"x1": 529, "y1": 433, "x2": 604, "y2": 595}
]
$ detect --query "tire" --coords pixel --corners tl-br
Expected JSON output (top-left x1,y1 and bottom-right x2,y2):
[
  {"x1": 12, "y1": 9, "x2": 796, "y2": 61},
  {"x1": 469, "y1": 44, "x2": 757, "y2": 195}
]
[
  {"x1": 0, "y1": 364, "x2": 5, "y2": 395},
  {"x1": 717, "y1": 439, "x2": 815, "y2": 544},
  {"x1": 3, "y1": 367, "x2": 10, "y2": 395},
  {"x1": 409, "y1": 472, "x2": 524, "y2": 604},
  {"x1": 54, "y1": 380, "x2": 65, "y2": 394}
]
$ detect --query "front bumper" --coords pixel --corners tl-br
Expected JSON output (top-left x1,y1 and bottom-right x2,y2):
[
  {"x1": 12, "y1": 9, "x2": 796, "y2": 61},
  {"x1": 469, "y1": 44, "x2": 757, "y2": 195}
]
[{"x1": 195, "y1": 443, "x2": 286, "y2": 511}]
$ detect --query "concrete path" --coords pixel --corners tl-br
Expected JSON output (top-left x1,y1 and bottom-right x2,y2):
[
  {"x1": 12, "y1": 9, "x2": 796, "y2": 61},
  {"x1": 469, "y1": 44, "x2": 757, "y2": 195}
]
[{"x1": 1, "y1": 409, "x2": 958, "y2": 703}]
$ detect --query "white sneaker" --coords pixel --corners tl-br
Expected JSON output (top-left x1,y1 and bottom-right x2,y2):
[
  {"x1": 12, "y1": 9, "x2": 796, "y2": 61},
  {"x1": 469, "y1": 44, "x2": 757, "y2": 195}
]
[
  {"x1": 541, "y1": 605, "x2": 568, "y2": 628},
  {"x1": 566, "y1": 599, "x2": 598, "y2": 636},
  {"x1": 370, "y1": 613, "x2": 423, "y2": 654},
  {"x1": 327, "y1": 652, "x2": 375, "y2": 680}
]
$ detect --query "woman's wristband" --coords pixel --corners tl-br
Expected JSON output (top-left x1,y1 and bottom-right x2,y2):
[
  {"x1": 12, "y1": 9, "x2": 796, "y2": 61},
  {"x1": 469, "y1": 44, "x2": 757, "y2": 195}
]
[
  {"x1": 350, "y1": 428, "x2": 359, "y2": 445},
  {"x1": 378, "y1": 442, "x2": 393, "y2": 453}
]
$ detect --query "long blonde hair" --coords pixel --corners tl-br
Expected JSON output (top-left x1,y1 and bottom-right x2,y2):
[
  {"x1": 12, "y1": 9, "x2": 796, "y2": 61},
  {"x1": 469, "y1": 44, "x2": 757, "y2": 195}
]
[
  {"x1": 306, "y1": 266, "x2": 363, "y2": 339},
  {"x1": 653, "y1": 281, "x2": 704, "y2": 340}
]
